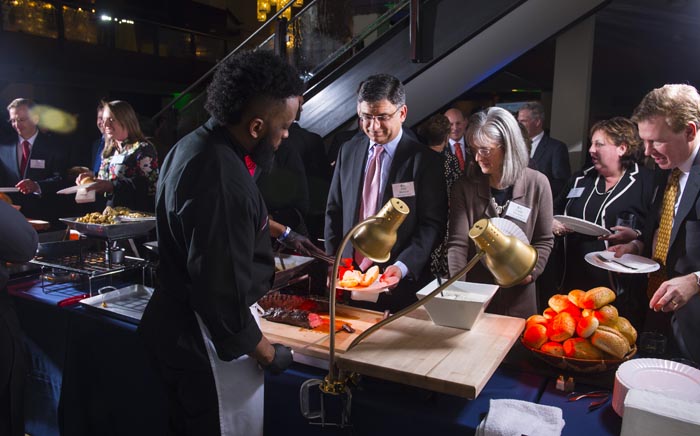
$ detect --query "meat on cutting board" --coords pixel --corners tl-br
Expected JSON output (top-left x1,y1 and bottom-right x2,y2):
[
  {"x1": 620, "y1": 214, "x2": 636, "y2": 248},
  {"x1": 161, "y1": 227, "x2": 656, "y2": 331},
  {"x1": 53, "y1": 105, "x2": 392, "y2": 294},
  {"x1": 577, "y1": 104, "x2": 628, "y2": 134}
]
[{"x1": 262, "y1": 307, "x2": 322, "y2": 329}]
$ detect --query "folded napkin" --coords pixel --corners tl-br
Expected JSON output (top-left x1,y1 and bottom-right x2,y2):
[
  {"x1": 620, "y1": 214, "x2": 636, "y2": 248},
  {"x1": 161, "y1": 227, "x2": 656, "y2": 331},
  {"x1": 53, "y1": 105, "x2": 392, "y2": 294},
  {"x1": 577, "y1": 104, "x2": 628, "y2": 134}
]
[{"x1": 477, "y1": 399, "x2": 565, "y2": 436}]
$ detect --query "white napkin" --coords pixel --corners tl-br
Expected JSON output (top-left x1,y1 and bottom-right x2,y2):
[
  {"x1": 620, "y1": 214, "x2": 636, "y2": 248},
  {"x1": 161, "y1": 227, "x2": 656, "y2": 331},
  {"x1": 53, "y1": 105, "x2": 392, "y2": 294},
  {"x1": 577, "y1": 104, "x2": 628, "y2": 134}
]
[{"x1": 478, "y1": 399, "x2": 565, "y2": 436}]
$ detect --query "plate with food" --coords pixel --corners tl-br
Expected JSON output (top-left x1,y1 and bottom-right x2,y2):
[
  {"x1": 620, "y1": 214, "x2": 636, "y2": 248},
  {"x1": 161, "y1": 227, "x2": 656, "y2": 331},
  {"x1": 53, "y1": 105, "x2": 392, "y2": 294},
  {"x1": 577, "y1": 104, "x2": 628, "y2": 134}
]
[
  {"x1": 337, "y1": 266, "x2": 396, "y2": 291},
  {"x1": 57, "y1": 180, "x2": 97, "y2": 195},
  {"x1": 554, "y1": 215, "x2": 611, "y2": 237}
]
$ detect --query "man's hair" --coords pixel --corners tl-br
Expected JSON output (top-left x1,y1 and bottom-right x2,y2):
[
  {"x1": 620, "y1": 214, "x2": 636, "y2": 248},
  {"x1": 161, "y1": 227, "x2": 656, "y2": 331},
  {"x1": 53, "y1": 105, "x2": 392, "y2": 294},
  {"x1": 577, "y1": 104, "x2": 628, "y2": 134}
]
[
  {"x1": 518, "y1": 101, "x2": 545, "y2": 122},
  {"x1": 7, "y1": 98, "x2": 35, "y2": 112},
  {"x1": 467, "y1": 107, "x2": 529, "y2": 187},
  {"x1": 204, "y1": 50, "x2": 304, "y2": 125},
  {"x1": 631, "y1": 84, "x2": 700, "y2": 133},
  {"x1": 589, "y1": 117, "x2": 643, "y2": 169},
  {"x1": 418, "y1": 114, "x2": 450, "y2": 147},
  {"x1": 357, "y1": 74, "x2": 405, "y2": 107}
]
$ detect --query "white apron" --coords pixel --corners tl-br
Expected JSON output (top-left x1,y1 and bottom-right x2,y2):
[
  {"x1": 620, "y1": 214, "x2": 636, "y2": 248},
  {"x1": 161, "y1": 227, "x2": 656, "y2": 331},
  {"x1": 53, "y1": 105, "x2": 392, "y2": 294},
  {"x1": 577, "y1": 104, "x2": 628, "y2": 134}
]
[{"x1": 195, "y1": 307, "x2": 264, "y2": 436}]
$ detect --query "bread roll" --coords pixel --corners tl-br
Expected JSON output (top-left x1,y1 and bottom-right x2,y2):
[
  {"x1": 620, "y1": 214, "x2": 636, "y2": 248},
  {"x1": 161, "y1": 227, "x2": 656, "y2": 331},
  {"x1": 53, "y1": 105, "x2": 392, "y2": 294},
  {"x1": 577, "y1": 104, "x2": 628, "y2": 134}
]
[
  {"x1": 614, "y1": 316, "x2": 637, "y2": 347},
  {"x1": 548, "y1": 294, "x2": 576, "y2": 313},
  {"x1": 523, "y1": 323, "x2": 548, "y2": 349},
  {"x1": 576, "y1": 315, "x2": 599, "y2": 338},
  {"x1": 548, "y1": 312, "x2": 575, "y2": 342},
  {"x1": 581, "y1": 287, "x2": 616, "y2": 309},
  {"x1": 567, "y1": 289, "x2": 586, "y2": 308},
  {"x1": 338, "y1": 270, "x2": 361, "y2": 288},
  {"x1": 594, "y1": 304, "x2": 619, "y2": 326},
  {"x1": 540, "y1": 341, "x2": 565, "y2": 357},
  {"x1": 581, "y1": 308, "x2": 594, "y2": 318},
  {"x1": 590, "y1": 325, "x2": 630, "y2": 359},
  {"x1": 79, "y1": 176, "x2": 95, "y2": 185},
  {"x1": 563, "y1": 337, "x2": 603, "y2": 359},
  {"x1": 542, "y1": 307, "x2": 557, "y2": 320},
  {"x1": 360, "y1": 265, "x2": 379, "y2": 287}
]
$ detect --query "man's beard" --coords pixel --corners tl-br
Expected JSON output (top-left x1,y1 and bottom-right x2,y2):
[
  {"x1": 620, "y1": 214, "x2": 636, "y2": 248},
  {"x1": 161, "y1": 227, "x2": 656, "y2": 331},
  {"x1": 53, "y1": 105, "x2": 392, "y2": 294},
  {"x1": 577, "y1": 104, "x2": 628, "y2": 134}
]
[{"x1": 250, "y1": 137, "x2": 276, "y2": 175}]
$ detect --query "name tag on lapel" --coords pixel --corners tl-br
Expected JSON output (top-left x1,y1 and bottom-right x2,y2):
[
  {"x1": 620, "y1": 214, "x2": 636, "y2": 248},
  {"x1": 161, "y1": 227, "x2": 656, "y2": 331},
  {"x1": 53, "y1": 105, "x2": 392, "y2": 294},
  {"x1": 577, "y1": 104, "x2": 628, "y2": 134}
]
[
  {"x1": 505, "y1": 202, "x2": 531, "y2": 223},
  {"x1": 567, "y1": 187, "x2": 584, "y2": 198},
  {"x1": 30, "y1": 159, "x2": 45, "y2": 169},
  {"x1": 392, "y1": 182, "x2": 415, "y2": 198}
]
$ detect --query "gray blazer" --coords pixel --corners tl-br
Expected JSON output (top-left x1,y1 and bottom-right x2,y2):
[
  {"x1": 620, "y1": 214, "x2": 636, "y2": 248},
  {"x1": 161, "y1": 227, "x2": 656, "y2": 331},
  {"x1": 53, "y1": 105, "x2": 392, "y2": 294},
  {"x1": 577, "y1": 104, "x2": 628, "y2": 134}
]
[{"x1": 447, "y1": 167, "x2": 554, "y2": 318}]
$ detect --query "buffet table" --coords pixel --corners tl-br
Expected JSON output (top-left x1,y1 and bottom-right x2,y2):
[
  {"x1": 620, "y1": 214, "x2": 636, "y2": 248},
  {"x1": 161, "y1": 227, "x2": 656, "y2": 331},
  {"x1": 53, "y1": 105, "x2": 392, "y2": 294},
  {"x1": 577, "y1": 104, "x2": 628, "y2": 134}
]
[{"x1": 9, "y1": 278, "x2": 624, "y2": 436}]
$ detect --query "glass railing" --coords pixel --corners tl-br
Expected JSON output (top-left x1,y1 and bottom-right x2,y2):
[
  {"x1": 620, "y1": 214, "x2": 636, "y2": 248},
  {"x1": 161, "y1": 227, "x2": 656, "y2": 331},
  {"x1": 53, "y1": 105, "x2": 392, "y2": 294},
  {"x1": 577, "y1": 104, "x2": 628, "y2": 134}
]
[
  {"x1": 158, "y1": 0, "x2": 411, "y2": 133},
  {"x1": 0, "y1": 0, "x2": 230, "y2": 62}
]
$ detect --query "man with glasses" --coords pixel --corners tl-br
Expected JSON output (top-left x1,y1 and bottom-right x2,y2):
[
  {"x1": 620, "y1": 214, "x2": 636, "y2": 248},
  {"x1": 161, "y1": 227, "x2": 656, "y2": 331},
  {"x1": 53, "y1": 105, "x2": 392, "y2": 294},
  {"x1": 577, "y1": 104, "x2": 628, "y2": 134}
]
[
  {"x1": 0, "y1": 98, "x2": 67, "y2": 224},
  {"x1": 325, "y1": 74, "x2": 447, "y2": 313}
]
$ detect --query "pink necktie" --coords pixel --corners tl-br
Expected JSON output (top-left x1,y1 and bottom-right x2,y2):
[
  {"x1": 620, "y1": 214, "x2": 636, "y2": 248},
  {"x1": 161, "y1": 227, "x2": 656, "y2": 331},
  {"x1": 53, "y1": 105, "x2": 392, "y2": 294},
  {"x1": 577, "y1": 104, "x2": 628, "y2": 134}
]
[
  {"x1": 19, "y1": 140, "x2": 30, "y2": 176},
  {"x1": 454, "y1": 142, "x2": 465, "y2": 171},
  {"x1": 356, "y1": 145, "x2": 384, "y2": 270}
]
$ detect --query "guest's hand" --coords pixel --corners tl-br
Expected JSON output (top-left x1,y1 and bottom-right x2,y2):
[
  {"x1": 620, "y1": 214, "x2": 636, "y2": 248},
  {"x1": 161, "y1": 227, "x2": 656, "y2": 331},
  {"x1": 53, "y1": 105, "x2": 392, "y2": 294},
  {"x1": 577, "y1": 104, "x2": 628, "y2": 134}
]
[
  {"x1": 552, "y1": 219, "x2": 571, "y2": 237},
  {"x1": 381, "y1": 265, "x2": 402, "y2": 289},
  {"x1": 15, "y1": 178, "x2": 39, "y2": 195},
  {"x1": 600, "y1": 226, "x2": 638, "y2": 244},
  {"x1": 607, "y1": 241, "x2": 640, "y2": 257},
  {"x1": 649, "y1": 274, "x2": 700, "y2": 312}
]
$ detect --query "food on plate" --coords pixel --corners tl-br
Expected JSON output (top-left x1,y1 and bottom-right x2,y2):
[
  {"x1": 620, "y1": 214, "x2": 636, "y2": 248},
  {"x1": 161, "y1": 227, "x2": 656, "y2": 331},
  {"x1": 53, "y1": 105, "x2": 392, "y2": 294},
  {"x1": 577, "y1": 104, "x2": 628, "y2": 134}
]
[
  {"x1": 580, "y1": 286, "x2": 616, "y2": 309},
  {"x1": 576, "y1": 315, "x2": 599, "y2": 338},
  {"x1": 548, "y1": 312, "x2": 575, "y2": 342},
  {"x1": 563, "y1": 337, "x2": 603, "y2": 360},
  {"x1": 523, "y1": 323, "x2": 548, "y2": 349},
  {"x1": 523, "y1": 286, "x2": 637, "y2": 360},
  {"x1": 594, "y1": 304, "x2": 619, "y2": 326},
  {"x1": 79, "y1": 176, "x2": 95, "y2": 185},
  {"x1": 338, "y1": 266, "x2": 383, "y2": 288},
  {"x1": 74, "y1": 206, "x2": 152, "y2": 224},
  {"x1": 360, "y1": 265, "x2": 380, "y2": 287},
  {"x1": 590, "y1": 325, "x2": 630, "y2": 359},
  {"x1": 76, "y1": 211, "x2": 117, "y2": 224},
  {"x1": 262, "y1": 307, "x2": 322, "y2": 329}
]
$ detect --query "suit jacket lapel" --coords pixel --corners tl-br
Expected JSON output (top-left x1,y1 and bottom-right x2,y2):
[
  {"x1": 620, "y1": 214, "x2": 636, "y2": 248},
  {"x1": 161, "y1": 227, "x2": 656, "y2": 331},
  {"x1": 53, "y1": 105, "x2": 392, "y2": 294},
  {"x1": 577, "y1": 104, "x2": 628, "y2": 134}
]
[
  {"x1": 349, "y1": 136, "x2": 369, "y2": 218},
  {"x1": 671, "y1": 156, "x2": 700, "y2": 244},
  {"x1": 532, "y1": 134, "x2": 548, "y2": 165}
]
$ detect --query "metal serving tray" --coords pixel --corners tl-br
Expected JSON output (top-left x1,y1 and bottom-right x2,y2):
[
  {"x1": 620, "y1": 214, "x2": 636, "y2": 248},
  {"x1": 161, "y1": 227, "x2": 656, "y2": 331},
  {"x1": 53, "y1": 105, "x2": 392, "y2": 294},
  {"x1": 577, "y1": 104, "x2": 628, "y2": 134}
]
[
  {"x1": 80, "y1": 284, "x2": 153, "y2": 323},
  {"x1": 60, "y1": 217, "x2": 156, "y2": 239}
]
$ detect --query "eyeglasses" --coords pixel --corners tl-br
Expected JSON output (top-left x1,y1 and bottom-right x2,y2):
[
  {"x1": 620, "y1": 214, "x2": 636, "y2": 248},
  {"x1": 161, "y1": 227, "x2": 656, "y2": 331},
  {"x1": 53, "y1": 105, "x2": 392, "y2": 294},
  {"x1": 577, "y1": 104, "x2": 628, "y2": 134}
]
[
  {"x1": 471, "y1": 145, "x2": 502, "y2": 157},
  {"x1": 358, "y1": 105, "x2": 403, "y2": 123}
]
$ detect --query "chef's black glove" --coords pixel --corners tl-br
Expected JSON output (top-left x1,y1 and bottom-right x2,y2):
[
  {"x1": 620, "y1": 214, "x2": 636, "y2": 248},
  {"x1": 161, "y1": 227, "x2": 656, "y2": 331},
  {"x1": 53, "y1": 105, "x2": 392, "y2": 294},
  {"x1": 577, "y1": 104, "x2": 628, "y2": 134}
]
[
  {"x1": 278, "y1": 228, "x2": 324, "y2": 257},
  {"x1": 263, "y1": 343, "x2": 294, "y2": 375}
]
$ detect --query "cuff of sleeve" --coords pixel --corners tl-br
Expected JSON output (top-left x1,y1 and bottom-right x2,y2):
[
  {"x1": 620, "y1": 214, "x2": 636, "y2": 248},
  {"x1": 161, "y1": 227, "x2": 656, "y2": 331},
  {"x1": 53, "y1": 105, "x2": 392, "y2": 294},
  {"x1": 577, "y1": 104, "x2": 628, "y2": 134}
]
[
  {"x1": 394, "y1": 261, "x2": 409, "y2": 280},
  {"x1": 213, "y1": 316, "x2": 263, "y2": 361}
]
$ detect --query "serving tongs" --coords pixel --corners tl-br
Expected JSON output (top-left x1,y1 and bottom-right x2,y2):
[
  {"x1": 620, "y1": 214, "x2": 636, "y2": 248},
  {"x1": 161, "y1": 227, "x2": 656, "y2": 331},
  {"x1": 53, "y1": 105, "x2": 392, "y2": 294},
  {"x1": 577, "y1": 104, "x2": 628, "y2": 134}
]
[
  {"x1": 567, "y1": 390, "x2": 611, "y2": 411},
  {"x1": 309, "y1": 251, "x2": 335, "y2": 265}
]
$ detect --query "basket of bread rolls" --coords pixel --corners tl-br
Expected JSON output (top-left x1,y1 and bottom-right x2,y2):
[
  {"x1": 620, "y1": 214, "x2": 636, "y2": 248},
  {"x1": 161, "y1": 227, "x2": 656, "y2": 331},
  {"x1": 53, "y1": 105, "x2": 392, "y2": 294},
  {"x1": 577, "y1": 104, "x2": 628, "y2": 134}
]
[{"x1": 521, "y1": 287, "x2": 637, "y2": 373}]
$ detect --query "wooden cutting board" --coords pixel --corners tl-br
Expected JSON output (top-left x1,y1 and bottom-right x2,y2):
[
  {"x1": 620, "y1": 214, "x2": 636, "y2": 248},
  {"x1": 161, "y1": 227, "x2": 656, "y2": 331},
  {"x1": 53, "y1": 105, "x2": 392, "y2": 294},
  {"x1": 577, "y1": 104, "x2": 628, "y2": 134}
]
[
  {"x1": 260, "y1": 305, "x2": 385, "y2": 360},
  {"x1": 261, "y1": 305, "x2": 524, "y2": 399},
  {"x1": 336, "y1": 308, "x2": 525, "y2": 399}
]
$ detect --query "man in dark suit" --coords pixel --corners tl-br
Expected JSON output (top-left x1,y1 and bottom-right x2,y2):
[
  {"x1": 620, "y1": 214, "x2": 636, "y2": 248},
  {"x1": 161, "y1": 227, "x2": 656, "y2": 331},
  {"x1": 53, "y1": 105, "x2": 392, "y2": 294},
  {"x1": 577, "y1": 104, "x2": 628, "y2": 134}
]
[
  {"x1": 444, "y1": 107, "x2": 468, "y2": 174},
  {"x1": 0, "y1": 98, "x2": 68, "y2": 223},
  {"x1": 325, "y1": 74, "x2": 447, "y2": 313},
  {"x1": 517, "y1": 101, "x2": 571, "y2": 199},
  {"x1": 612, "y1": 84, "x2": 700, "y2": 363}
]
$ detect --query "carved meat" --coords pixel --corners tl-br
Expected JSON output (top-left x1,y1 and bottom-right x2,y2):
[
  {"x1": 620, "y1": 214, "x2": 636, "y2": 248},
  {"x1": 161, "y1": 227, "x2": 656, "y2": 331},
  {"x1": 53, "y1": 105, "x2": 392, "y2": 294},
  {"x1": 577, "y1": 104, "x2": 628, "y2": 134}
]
[
  {"x1": 262, "y1": 307, "x2": 322, "y2": 329},
  {"x1": 257, "y1": 291, "x2": 328, "y2": 313}
]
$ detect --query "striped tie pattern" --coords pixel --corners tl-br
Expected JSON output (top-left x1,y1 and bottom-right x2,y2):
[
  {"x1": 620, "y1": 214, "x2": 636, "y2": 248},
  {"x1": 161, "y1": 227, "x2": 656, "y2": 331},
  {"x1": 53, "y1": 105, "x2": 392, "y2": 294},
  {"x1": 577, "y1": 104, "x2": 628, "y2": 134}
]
[
  {"x1": 646, "y1": 169, "x2": 682, "y2": 298},
  {"x1": 355, "y1": 144, "x2": 384, "y2": 271}
]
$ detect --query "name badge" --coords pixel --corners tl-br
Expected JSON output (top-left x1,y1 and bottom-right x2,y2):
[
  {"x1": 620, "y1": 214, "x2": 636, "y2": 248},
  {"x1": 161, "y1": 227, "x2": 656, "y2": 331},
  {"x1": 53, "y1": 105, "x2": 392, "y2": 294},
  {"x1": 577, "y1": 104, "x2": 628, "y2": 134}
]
[
  {"x1": 111, "y1": 154, "x2": 125, "y2": 165},
  {"x1": 392, "y1": 181, "x2": 415, "y2": 198},
  {"x1": 567, "y1": 187, "x2": 584, "y2": 198},
  {"x1": 30, "y1": 159, "x2": 45, "y2": 169},
  {"x1": 505, "y1": 201, "x2": 531, "y2": 223}
]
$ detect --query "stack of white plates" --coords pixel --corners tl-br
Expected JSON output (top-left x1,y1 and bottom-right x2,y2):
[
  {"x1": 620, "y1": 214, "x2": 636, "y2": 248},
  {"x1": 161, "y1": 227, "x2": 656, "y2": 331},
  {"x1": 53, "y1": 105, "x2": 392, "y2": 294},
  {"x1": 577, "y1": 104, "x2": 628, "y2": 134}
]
[{"x1": 613, "y1": 358, "x2": 700, "y2": 416}]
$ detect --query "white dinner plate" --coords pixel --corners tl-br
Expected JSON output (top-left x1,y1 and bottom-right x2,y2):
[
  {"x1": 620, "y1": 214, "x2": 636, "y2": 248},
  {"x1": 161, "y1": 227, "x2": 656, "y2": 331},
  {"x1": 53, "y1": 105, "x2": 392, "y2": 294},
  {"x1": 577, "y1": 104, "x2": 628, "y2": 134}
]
[
  {"x1": 0, "y1": 187, "x2": 19, "y2": 193},
  {"x1": 57, "y1": 182, "x2": 96, "y2": 195},
  {"x1": 585, "y1": 250, "x2": 660, "y2": 274},
  {"x1": 490, "y1": 217, "x2": 529, "y2": 243},
  {"x1": 554, "y1": 215, "x2": 611, "y2": 236},
  {"x1": 613, "y1": 358, "x2": 700, "y2": 416}
]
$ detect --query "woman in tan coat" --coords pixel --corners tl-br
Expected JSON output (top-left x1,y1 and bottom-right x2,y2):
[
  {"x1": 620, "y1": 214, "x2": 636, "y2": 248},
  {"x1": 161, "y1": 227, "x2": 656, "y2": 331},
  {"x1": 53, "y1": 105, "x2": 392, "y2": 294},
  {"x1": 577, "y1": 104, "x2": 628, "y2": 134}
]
[{"x1": 447, "y1": 107, "x2": 553, "y2": 318}]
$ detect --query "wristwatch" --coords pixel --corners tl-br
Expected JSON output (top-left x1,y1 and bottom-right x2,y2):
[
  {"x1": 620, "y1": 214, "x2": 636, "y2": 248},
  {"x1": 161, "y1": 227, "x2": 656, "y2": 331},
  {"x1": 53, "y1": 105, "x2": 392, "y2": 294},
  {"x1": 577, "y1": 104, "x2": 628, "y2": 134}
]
[{"x1": 694, "y1": 272, "x2": 700, "y2": 290}]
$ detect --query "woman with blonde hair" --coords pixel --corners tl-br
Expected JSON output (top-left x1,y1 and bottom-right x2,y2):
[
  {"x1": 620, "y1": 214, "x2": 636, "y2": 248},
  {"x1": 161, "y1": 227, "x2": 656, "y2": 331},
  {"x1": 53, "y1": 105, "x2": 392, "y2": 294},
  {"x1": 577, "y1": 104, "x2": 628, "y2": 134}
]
[
  {"x1": 447, "y1": 107, "x2": 553, "y2": 318},
  {"x1": 77, "y1": 100, "x2": 158, "y2": 211}
]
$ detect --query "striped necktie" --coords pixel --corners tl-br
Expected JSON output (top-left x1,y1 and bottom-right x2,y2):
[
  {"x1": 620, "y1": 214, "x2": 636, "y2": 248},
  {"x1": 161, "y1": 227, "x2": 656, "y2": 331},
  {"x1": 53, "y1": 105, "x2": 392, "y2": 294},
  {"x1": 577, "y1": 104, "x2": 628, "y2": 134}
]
[
  {"x1": 355, "y1": 144, "x2": 384, "y2": 270},
  {"x1": 646, "y1": 169, "x2": 682, "y2": 298},
  {"x1": 454, "y1": 142, "x2": 465, "y2": 171}
]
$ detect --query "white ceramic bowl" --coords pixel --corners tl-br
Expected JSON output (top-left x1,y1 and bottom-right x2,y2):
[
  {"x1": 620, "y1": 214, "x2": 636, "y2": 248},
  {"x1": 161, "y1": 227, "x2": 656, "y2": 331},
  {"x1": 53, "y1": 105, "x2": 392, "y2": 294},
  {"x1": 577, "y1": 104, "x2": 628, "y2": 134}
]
[{"x1": 416, "y1": 279, "x2": 498, "y2": 330}]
